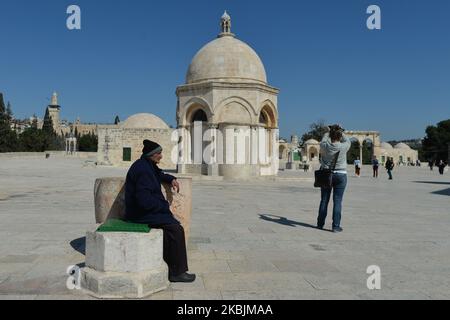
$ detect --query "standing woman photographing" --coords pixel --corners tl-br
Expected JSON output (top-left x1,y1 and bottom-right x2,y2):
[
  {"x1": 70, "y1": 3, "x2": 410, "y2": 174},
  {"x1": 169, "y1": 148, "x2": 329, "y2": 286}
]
[{"x1": 316, "y1": 125, "x2": 351, "y2": 233}]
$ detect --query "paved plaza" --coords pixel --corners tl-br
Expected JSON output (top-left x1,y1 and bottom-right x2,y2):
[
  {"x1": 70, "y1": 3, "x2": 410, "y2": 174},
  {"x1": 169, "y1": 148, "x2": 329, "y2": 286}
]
[{"x1": 0, "y1": 154, "x2": 449, "y2": 300}]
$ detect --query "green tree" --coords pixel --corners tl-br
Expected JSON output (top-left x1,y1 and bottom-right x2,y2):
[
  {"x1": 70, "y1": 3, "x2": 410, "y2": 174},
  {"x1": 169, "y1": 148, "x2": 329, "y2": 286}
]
[
  {"x1": 18, "y1": 127, "x2": 46, "y2": 152},
  {"x1": 6, "y1": 102, "x2": 13, "y2": 122},
  {"x1": 41, "y1": 108, "x2": 63, "y2": 151},
  {"x1": 42, "y1": 108, "x2": 54, "y2": 134},
  {"x1": 78, "y1": 132, "x2": 98, "y2": 152},
  {"x1": 422, "y1": 119, "x2": 450, "y2": 162},
  {"x1": 0, "y1": 93, "x2": 19, "y2": 152},
  {"x1": 301, "y1": 119, "x2": 328, "y2": 143}
]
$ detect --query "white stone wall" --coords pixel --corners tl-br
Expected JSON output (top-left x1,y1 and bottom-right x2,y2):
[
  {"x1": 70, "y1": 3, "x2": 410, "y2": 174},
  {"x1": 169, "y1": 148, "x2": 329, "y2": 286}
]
[
  {"x1": 97, "y1": 126, "x2": 177, "y2": 170},
  {"x1": 379, "y1": 148, "x2": 419, "y2": 165}
]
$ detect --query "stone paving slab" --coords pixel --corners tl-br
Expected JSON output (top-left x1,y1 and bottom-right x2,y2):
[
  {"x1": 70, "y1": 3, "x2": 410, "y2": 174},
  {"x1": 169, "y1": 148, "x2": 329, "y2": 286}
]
[{"x1": 0, "y1": 158, "x2": 449, "y2": 299}]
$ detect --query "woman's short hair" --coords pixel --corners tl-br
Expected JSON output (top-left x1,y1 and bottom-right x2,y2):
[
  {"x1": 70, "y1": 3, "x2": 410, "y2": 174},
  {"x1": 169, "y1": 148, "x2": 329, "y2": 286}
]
[{"x1": 329, "y1": 127, "x2": 343, "y2": 142}]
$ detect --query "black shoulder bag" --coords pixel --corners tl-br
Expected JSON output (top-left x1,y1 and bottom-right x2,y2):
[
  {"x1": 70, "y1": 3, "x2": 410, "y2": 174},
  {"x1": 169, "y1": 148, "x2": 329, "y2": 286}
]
[{"x1": 314, "y1": 151, "x2": 340, "y2": 189}]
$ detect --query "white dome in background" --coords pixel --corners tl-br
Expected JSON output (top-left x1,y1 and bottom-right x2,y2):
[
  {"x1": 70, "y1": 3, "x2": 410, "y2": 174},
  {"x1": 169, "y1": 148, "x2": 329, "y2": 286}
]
[
  {"x1": 394, "y1": 143, "x2": 411, "y2": 150},
  {"x1": 121, "y1": 113, "x2": 170, "y2": 130},
  {"x1": 380, "y1": 142, "x2": 393, "y2": 149}
]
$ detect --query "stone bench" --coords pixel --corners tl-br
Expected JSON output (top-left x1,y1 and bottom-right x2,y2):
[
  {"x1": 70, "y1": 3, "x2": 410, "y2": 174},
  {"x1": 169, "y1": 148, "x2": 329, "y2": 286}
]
[
  {"x1": 81, "y1": 229, "x2": 168, "y2": 299},
  {"x1": 80, "y1": 176, "x2": 192, "y2": 299}
]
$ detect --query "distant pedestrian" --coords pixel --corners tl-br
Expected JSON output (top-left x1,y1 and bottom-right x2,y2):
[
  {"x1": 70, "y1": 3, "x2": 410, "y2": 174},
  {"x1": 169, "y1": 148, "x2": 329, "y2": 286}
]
[
  {"x1": 354, "y1": 157, "x2": 361, "y2": 177},
  {"x1": 386, "y1": 157, "x2": 395, "y2": 180},
  {"x1": 372, "y1": 156, "x2": 379, "y2": 178},
  {"x1": 438, "y1": 160, "x2": 446, "y2": 175},
  {"x1": 303, "y1": 162, "x2": 309, "y2": 173},
  {"x1": 428, "y1": 160, "x2": 434, "y2": 171}
]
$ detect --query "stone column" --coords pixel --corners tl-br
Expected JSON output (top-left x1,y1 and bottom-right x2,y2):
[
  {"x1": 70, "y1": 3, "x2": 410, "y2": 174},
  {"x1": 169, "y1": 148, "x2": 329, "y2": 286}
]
[
  {"x1": 359, "y1": 144, "x2": 363, "y2": 163},
  {"x1": 250, "y1": 126, "x2": 258, "y2": 165},
  {"x1": 271, "y1": 128, "x2": 279, "y2": 175},
  {"x1": 94, "y1": 177, "x2": 193, "y2": 243},
  {"x1": 208, "y1": 124, "x2": 219, "y2": 176}
]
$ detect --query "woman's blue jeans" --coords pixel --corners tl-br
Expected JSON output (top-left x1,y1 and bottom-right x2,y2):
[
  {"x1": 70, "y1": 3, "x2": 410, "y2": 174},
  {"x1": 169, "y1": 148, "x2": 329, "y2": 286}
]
[{"x1": 317, "y1": 173, "x2": 347, "y2": 229}]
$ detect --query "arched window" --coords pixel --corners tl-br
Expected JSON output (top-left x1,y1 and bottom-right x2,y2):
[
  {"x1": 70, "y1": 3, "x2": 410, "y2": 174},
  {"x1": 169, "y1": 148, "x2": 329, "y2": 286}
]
[
  {"x1": 259, "y1": 112, "x2": 267, "y2": 125},
  {"x1": 192, "y1": 109, "x2": 207, "y2": 123}
]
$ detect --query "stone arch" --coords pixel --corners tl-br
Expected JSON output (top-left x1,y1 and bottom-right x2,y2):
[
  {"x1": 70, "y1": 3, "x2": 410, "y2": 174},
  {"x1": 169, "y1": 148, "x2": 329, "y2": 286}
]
[
  {"x1": 308, "y1": 146, "x2": 319, "y2": 161},
  {"x1": 215, "y1": 100, "x2": 253, "y2": 125},
  {"x1": 181, "y1": 97, "x2": 213, "y2": 127},
  {"x1": 279, "y1": 144, "x2": 287, "y2": 160},
  {"x1": 214, "y1": 97, "x2": 255, "y2": 124},
  {"x1": 361, "y1": 138, "x2": 374, "y2": 165},
  {"x1": 258, "y1": 100, "x2": 278, "y2": 128}
]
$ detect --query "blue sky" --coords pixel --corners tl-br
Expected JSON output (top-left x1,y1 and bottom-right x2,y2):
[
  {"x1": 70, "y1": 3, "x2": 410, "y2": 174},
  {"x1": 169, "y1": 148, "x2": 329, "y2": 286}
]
[{"x1": 1, "y1": 0, "x2": 449, "y2": 141}]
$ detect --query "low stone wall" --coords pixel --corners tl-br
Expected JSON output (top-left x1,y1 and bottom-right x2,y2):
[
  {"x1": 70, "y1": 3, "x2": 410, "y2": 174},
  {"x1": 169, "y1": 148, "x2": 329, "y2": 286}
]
[
  {"x1": 0, "y1": 151, "x2": 97, "y2": 159},
  {"x1": 94, "y1": 177, "x2": 193, "y2": 243}
]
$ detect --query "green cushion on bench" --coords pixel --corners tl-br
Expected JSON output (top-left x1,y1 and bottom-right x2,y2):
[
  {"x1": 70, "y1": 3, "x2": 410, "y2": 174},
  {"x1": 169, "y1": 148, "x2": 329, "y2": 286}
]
[{"x1": 97, "y1": 219, "x2": 151, "y2": 233}]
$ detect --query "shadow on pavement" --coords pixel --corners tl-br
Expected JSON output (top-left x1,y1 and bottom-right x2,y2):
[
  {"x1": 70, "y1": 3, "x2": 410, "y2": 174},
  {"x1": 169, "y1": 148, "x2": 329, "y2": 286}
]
[
  {"x1": 70, "y1": 237, "x2": 86, "y2": 256},
  {"x1": 259, "y1": 214, "x2": 316, "y2": 229},
  {"x1": 413, "y1": 181, "x2": 450, "y2": 196},
  {"x1": 413, "y1": 181, "x2": 450, "y2": 185},
  {"x1": 432, "y1": 188, "x2": 450, "y2": 196}
]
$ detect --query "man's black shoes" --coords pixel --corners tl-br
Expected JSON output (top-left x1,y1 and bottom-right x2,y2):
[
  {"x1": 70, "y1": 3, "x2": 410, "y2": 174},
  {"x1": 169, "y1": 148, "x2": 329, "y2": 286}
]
[{"x1": 169, "y1": 272, "x2": 196, "y2": 283}]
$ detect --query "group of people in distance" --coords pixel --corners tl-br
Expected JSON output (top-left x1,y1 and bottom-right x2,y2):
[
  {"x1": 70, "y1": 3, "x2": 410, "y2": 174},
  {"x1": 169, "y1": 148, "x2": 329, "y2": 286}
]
[
  {"x1": 353, "y1": 155, "x2": 394, "y2": 179},
  {"x1": 429, "y1": 159, "x2": 448, "y2": 175}
]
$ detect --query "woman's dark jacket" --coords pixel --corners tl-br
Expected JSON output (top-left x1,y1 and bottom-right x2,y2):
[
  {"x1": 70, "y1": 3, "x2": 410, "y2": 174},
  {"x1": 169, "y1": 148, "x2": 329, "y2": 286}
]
[{"x1": 124, "y1": 155, "x2": 179, "y2": 226}]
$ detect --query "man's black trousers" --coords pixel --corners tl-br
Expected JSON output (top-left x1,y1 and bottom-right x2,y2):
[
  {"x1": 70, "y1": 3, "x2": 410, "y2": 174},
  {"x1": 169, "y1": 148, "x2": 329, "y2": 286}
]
[{"x1": 150, "y1": 223, "x2": 188, "y2": 277}]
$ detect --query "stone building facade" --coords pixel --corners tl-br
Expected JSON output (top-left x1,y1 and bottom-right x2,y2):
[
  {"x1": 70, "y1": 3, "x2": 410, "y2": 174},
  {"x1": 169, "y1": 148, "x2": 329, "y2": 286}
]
[
  {"x1": 379, "y1": 142, "x2": 419, "y2": 166},
  {"x1": 97, "y1": 113, "x2": 176, "y2": 170}
]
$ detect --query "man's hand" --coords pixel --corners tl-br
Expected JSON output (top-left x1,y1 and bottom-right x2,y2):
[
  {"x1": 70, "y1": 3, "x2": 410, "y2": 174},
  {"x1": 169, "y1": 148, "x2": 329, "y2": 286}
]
[{"x1": 171, "y1": 179, "x2": 180, "y2": 193}]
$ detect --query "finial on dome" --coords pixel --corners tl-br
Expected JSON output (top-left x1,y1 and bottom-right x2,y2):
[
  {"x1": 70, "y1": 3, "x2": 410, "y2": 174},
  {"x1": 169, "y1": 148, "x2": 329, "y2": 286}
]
[
  {"x1": 222, "y1": 10, "x2": 230, "y2": 20},
  {"x1": 219, "y1": 11, "x2": 235, "y2": 38}
]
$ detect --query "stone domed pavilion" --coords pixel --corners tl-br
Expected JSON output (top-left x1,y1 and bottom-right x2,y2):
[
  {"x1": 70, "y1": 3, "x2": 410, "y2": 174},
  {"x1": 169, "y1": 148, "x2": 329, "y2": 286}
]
[{"x1": 176, "y1": 12, "x2": 280, "y2": 179}]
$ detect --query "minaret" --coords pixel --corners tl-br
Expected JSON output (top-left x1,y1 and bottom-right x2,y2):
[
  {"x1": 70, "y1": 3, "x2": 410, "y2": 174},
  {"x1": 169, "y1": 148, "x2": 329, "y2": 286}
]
[
  {"x1": 218, "y1": 11, "x2": 235, "y2": 38},
  {"x1": 47, "y1": 91, "x2": 61, "y2": 133},
  {"x1": 50, "y1": 91, "x2": 59, "y2": 106}
]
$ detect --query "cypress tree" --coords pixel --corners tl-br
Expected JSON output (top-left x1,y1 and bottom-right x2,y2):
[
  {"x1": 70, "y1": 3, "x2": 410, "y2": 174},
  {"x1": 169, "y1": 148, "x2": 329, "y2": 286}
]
[{"x1": 0, "y1": 93, "x2": 18, "y2": 152}]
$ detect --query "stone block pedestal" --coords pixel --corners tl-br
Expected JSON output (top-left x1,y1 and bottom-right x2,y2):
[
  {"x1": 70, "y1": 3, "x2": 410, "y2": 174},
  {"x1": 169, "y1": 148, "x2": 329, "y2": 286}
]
[{"x1": 80, "y1": 230, "x2": 169, "y2": 299}]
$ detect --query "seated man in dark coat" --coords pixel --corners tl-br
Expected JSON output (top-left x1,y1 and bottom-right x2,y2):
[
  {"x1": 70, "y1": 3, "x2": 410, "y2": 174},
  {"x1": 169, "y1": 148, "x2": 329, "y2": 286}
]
[{"x1": 125, "y1": 140, "x2": 195, "y2": 283}]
